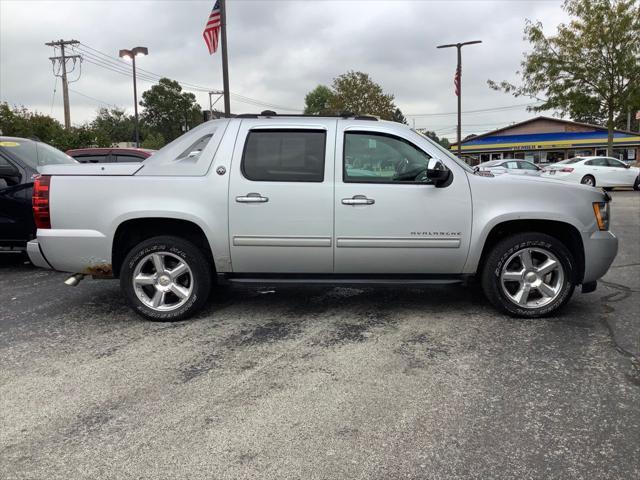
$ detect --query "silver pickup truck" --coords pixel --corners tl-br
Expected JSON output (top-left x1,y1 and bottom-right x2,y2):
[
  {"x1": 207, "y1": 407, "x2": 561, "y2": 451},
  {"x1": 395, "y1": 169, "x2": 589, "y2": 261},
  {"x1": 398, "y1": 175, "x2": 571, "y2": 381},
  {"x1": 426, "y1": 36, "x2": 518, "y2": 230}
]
[{"x1": 28, "y1": 114, "x2": 618, "y2": 321}]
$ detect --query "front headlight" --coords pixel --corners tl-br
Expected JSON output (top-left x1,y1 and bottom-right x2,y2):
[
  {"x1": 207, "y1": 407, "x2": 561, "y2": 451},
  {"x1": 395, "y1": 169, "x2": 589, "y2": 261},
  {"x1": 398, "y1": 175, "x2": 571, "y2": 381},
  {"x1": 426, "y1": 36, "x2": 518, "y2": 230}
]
[{"x1": 593, "y1": 201, "x2": 610, "y2": 231}]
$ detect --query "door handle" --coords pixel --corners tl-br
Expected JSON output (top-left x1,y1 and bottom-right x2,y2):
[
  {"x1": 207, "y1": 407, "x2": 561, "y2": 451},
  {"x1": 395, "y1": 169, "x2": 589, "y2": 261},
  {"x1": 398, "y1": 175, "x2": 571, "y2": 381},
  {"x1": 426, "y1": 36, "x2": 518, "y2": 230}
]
[
  {"x1": 342, "y1": 195, "x2": 375, "y2": 205},
  {"x1": 236, "y1": 192, "x2": 269, "y2": 203}
]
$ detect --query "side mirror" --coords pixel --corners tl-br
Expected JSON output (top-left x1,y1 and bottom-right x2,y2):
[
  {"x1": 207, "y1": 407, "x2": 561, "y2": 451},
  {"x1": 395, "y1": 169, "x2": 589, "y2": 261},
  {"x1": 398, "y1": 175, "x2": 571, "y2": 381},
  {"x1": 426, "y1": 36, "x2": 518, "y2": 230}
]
[
  {"x1": 427, "y1": 158, "x2": 452, "y2": 187},
  {"x1": 624, "y1": 163, "x2": 630, "y2": 169}
]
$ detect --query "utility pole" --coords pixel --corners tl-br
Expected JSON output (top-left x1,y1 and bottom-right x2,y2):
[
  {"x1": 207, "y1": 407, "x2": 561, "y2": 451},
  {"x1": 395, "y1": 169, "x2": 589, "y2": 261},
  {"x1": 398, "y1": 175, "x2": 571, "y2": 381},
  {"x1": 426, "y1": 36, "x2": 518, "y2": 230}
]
[
  {"x1": 436, "y1": 40, "x2": 482, "y2": 158},
  {"x1": 45, "y1": 39, "x2": 81, "y2": 129},
  {"x1": 208, "y1": 91, "x2": 223, "y2": 119},
  {"x1": 219, "y1": 0, "x2": 231, "y2": 117}
]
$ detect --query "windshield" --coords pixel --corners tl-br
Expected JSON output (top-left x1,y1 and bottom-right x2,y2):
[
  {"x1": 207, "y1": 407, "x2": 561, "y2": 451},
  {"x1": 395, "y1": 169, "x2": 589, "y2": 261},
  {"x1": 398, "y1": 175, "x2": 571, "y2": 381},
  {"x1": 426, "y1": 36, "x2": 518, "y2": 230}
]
[
  {"x1": 0, "y1": 139, "x2": 76, "y2": 169},
  {"x1": 412, "y1": 129, "x2": 474, "y2": 172},
  {"x1": 557, "y1": 157, "x2": 584, "y2": 164}
]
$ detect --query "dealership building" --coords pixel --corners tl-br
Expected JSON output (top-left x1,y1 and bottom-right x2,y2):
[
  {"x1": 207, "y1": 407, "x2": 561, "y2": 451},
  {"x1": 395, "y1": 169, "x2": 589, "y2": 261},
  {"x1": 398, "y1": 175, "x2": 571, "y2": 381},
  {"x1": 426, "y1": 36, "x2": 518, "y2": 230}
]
[{"x1": 452, "y1": 116, "x2": 640, "y2": 165}]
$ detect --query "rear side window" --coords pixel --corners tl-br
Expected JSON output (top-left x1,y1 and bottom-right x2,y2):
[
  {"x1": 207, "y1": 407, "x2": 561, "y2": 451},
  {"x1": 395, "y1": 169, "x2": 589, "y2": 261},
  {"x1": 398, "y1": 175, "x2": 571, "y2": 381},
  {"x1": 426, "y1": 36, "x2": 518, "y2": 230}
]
[
  {"x1": 75, "y1": 155, "x2": 108, "y2": 163},
  {"x1": 242, "y1": 130, "x2": 326, "y2": 182},
  {"x1": 115, "y1": 154, "x2": 143, "y2": 163},
  {"x1": 586, "y1": 158, "x2": 607, "y2": 166}
]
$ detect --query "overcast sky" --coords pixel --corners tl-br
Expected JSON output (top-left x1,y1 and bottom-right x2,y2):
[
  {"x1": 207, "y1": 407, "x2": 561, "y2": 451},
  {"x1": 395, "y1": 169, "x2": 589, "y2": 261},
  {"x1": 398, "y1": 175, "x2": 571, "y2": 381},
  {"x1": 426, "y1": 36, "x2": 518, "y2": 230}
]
[{"x1": 0, "y1": 0, "x2": 569, "y2": 139}]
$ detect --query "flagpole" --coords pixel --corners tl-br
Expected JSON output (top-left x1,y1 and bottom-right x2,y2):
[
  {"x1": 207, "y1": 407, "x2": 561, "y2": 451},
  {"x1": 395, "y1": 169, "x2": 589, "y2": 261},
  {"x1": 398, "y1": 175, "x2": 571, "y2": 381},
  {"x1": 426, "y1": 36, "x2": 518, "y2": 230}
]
[{"x1": 220, "y1": 0, "x2": 231, "y2": 118}]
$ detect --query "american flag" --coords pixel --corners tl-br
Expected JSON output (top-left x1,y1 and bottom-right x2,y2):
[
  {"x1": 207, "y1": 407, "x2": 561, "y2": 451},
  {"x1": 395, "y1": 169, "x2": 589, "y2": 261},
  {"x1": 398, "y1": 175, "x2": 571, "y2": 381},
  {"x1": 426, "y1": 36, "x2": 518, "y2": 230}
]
[
  {"x1": 203, "y1": 1, "x2": 221, "y2": 54},
  {"x1": 454, "y1": 65, "x2": 461, "y2": 97}
]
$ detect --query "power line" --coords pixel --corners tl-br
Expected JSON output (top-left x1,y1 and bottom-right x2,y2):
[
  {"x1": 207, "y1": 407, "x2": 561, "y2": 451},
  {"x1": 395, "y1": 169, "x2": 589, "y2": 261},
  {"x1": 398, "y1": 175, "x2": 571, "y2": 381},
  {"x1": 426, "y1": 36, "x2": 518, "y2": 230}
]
[
  {"x1": 76, "y1": 42, "x2": 303, "y2": 112},
  {"x1": 68, "y1": 88, "x2": 119, "y2": 109},
  {"x1": 49, "y1": 76, "x2": 58, "y2": 115},
  {"x1": 405, "y1": 102, "x2": 543, "y2": 117}
]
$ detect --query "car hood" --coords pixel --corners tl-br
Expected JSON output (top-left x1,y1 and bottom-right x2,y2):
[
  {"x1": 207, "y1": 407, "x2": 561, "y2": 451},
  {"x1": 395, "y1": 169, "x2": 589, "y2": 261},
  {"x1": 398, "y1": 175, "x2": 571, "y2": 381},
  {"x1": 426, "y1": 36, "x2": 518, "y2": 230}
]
[{"x1": 470, "y1": 169, "x2": 602, "y2": 193}]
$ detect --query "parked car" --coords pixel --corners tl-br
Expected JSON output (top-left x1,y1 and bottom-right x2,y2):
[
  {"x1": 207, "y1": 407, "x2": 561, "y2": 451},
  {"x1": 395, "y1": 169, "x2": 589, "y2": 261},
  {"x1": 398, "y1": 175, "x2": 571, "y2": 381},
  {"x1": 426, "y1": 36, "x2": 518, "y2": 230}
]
[
  {"x1": 66, "y1": 147, "x2": 155, "y2": 163},
  {"x1": 28, "y1": 114, "x2": 618, "y2": 320},
  {"x1": 541, "y1": 156, "x2": 640, "y2": 189},
  {"x1": 476, "y1": 159, "x2": 542, "y2": 176},
  {"x1": 0, "y1": 137, "x2": 77, "y2": 250}
]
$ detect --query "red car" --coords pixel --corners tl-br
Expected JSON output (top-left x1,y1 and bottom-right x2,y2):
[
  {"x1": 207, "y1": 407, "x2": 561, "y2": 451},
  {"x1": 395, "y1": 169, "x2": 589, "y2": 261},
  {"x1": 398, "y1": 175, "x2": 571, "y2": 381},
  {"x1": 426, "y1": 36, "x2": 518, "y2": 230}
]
[{"x1": 65, "y1": 147, "x2": 155, "y2": 163}]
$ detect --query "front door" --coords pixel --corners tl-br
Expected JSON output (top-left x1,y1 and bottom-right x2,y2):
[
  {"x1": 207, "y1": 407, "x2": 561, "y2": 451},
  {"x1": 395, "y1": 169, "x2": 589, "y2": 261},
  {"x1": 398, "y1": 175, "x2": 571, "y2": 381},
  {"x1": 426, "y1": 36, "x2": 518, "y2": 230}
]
[
  {"x1": 334, "y1": 124, "x2": 472, "y2": 274},
  {"x1": 228, "y1": 119, "x2": 336, "y2": 273},
  {"x1": 605, "y1": 157, "x2": 636, "y2": 185}
]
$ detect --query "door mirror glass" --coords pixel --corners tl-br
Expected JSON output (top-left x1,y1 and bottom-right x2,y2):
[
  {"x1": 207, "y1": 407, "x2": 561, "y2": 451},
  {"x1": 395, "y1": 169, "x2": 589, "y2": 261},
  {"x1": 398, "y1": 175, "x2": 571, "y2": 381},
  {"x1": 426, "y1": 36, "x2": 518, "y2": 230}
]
[{"x1": 426, "y1": 158, "x2": 452, "y2": 187}]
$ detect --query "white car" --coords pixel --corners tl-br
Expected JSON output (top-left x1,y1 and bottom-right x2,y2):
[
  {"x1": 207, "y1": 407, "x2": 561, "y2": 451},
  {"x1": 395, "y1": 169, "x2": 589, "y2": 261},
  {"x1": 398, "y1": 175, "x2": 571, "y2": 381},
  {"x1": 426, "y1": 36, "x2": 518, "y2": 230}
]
[
  {"x1": 542, "y1": 156, "x2": 640, "y2": 190},
  {"x1": 476, "y1": 159, "x2": 542, "y2": 176}
]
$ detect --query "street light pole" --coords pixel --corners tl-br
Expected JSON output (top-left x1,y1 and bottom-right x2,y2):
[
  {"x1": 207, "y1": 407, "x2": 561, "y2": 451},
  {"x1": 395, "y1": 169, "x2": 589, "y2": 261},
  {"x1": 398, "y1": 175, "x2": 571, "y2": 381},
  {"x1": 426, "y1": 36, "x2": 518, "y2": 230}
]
[
  {"x1": 119, "y1": 46, "x2": 148, "y2": 148},
  {"x1": 437, "y1": 40, "x2": 482, "y2": 158}
]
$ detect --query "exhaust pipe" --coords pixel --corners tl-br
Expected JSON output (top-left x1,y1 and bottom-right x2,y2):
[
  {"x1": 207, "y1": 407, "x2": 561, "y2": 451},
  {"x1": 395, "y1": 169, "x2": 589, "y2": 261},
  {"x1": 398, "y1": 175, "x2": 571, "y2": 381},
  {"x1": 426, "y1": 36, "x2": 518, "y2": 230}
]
[{"x1": 64, "y1": 273, "x2": 85, "y2": 287}]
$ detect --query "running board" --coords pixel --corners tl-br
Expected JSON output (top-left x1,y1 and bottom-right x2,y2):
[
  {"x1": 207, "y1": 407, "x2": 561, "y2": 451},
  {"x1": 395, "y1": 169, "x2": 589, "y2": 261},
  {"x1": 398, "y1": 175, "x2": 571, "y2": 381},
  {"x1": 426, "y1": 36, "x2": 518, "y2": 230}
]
[{"x1": 218, "y1": 274, "x2": 466, "y2": 286}]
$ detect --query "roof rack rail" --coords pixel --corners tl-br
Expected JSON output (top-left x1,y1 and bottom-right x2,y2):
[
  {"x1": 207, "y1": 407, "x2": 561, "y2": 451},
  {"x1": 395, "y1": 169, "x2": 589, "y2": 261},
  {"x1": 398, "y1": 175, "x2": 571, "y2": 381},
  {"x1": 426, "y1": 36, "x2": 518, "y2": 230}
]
[{"x1": 236, "y1": 111, "x2": 378, "y2": 121}]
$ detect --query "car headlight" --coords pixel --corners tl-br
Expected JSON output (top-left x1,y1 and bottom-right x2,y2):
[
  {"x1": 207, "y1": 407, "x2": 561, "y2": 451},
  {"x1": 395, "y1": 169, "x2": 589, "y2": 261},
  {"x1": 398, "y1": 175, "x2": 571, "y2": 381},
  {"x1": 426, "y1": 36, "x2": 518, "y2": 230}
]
[{"x1": 592, "y1": 201, "x2": 610, "y2": 231}]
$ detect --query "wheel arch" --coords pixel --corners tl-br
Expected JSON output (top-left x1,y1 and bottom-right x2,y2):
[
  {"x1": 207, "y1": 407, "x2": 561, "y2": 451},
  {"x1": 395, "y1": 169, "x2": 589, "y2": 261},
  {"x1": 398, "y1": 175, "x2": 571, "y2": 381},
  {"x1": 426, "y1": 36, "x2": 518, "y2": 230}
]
[
  {"x1": 112, "y1": 217, "x2": 215, "y2": 278},
  {"x1": 475, "y1": 219, "x2": 585, "y2": 284}
]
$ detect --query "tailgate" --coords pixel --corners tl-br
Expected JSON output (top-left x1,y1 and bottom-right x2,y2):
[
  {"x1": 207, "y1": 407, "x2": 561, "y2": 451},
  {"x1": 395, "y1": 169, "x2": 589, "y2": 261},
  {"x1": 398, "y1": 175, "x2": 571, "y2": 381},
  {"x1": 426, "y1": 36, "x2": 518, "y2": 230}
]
[{"x1": 40, "y1": 163, "x2": 143, "y2": 176}]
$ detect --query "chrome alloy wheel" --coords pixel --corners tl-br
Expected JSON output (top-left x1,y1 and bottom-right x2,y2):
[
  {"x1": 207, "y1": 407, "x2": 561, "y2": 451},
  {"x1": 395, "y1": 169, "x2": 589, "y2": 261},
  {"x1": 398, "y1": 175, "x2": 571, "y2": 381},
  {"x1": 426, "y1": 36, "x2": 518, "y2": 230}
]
[
  {"x1": 132, "y1": 252, "x2": 194, "y2": 312},
  {"x1": 500, "y1": 247, "x2": 564, "y2": 309}
]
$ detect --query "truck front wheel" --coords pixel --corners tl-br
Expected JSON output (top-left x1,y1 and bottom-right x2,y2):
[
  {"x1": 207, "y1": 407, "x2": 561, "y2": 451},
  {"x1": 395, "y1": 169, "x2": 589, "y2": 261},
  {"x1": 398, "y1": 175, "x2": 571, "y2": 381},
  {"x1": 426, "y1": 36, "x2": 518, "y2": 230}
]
[
  {"x1": 120, "y1": 235, "x2": 212, "y2": 321},
  {"x1": 481, "y1": 233, "x2": 575, "y2": 318}
]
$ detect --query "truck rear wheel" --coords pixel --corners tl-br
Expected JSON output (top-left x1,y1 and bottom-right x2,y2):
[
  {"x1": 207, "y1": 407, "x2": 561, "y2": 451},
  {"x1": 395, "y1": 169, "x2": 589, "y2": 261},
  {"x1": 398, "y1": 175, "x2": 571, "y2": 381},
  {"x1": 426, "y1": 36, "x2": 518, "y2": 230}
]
[
  {"x1": 120, "y1": 236, "x2": 212, "y2": 321},
  {"x1": 481, "y1": 233, "x2": 575, "y2": 318}
]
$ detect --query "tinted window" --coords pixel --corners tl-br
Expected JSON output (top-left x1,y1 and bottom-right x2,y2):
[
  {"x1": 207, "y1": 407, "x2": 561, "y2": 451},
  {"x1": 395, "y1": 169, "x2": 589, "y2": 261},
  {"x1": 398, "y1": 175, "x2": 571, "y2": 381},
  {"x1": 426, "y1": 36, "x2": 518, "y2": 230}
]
[
  {"x1": 344, "y1": 132, "x2": 432, "y2": 183},
  {"x1": 176, "y1": 134, "x2": 213, "y2": 161},
  {"x1": 586, "y1": 158, "x2": 608, "y2": 166},
  {"x1": 75, "y1": 155, "x2": 109, "y2": 163},
  {"x1": 34, "y1": 142, "x2": 77, "y2": 167},
  {"x1": 242, "y1": 130, "x2": 326, "y2": 182},
  {"x1": 1, "y1": 140, "x2": 75, "y2": 169},
  {"x1": 605, "y1": 158, "x2": 625, "y2": 168},
  {"x1": 518, "y1": 161, "x2": 539, "y2": 170},
  {"x1": 115, "y1": 154, "x2": 143, "y2": 163}
]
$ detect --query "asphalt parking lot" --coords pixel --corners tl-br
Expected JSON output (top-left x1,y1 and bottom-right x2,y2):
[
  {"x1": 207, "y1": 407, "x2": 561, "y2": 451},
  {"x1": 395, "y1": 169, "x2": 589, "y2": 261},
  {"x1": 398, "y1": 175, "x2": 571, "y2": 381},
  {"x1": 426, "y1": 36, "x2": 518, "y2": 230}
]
[{"x1": 1, "y1": 192, "x2": 638, "y2": 480}]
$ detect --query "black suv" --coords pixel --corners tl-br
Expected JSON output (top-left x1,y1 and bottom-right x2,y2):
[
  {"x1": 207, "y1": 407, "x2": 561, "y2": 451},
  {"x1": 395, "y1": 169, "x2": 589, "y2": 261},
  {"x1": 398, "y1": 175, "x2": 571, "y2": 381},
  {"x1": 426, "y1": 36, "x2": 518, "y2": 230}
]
[{"x1": 0, "y1": 137, "x2": 77, "y2": 250}]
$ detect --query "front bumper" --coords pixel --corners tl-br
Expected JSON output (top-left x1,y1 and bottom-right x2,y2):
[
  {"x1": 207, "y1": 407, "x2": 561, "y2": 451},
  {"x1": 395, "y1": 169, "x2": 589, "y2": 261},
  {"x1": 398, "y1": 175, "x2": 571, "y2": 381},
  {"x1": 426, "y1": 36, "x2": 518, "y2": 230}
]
[
  {"x1": 581, "y1": 230, "x2": 618, "y2": 283},
  {"x1": 27, "y1": 240, "x2": 52, "y2": 269}
]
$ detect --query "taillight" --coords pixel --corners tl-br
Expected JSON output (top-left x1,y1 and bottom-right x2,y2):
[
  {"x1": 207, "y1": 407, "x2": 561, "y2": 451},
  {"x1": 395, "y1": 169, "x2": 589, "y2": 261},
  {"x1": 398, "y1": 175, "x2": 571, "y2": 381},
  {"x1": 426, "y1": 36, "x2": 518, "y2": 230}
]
[
  {"x1": 33, "y1": 175, "x2": 51, "y2": 229},
  {"x1": 560, "y1": 167, "x2": 574, "y2": 172}
]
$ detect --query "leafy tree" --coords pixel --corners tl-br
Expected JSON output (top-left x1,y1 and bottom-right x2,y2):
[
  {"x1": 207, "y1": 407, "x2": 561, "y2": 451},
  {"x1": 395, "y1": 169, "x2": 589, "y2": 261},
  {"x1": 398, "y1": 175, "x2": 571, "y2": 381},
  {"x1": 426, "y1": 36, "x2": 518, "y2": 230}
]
[
  {"x1": 392, "y1": 107, "x2": 408, "y2": 125},
  {"x1": 304, "y1": 85, "x2": 334, "y2": 115},
  {"x1": 140, "y1": 78, "x2": 203, "y2": 142},
  {"x1": 0, "y1": 103, "x2": 64, "y2": 145},
  {"x1": 328, "y1": 71, "x2": 396, "y2": 120},
  {"x1": 91, "y1": 108, "x2": 134, "y2": 146},
  {"x1": 141, "y1": 131, "x2": 165, "y2": 150},
  {"x1": 419, "y1": 130, "x2": 451, "y2": 149},
  {"x1": 488, "y1": 0, "x2": 640, "y2": 153}
]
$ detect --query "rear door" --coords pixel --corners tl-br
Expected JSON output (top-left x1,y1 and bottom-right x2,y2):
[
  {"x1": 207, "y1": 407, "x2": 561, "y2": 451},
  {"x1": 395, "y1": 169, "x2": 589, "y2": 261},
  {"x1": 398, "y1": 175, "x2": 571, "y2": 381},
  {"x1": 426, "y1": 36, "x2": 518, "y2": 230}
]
[
  {"x1": 334, "y1": 123, "x2": 472, "y2": 274},
  {"x1": 583, "y1": 157, "x2": 609, "y2": 185},
  {"x1": 228, "y1": 119, "x2": 336, "y2": 273},
  {"x1": 503, "y1": 160, "x2": 526, "y2": 175}
]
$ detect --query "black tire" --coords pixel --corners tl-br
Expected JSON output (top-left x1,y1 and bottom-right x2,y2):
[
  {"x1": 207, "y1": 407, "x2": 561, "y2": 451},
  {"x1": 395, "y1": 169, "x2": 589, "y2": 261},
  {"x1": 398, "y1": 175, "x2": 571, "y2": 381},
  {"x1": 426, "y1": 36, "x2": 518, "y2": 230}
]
[
  {"x1": 634, "y1": 176, "x2": 640, "y2": 191},
  {"x1": 481, "y1": 232, "x2": 575, "y2": 318},
  {"x1": 120, "y1": 236, "x2": 212, "y2": 321},
  {"x1": 580, "y1": 175, "x2": 596, "y2": 187}
]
